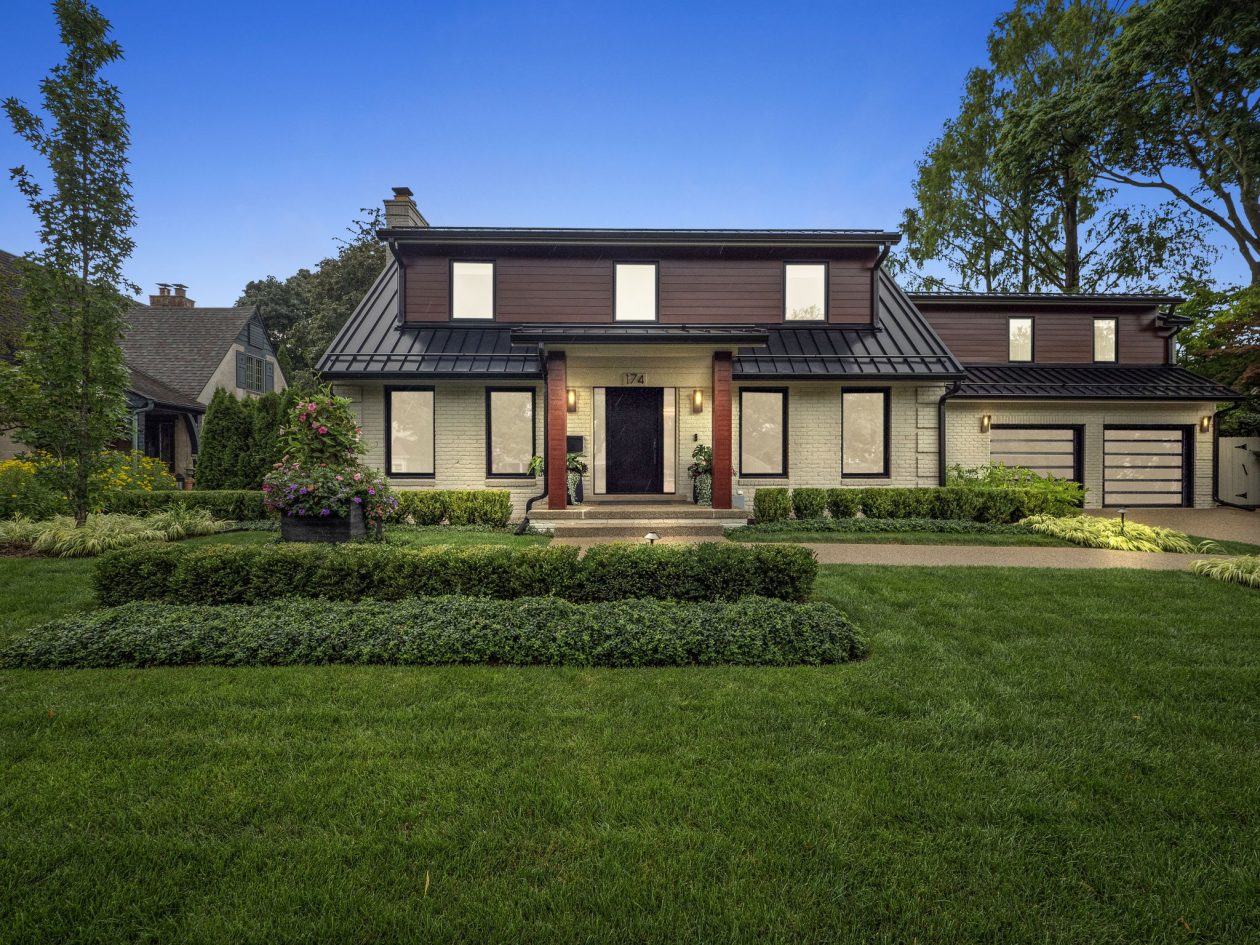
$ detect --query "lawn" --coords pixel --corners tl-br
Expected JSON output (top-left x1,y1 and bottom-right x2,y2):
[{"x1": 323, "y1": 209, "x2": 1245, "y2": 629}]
[{"x1": 1, "y1": 536, "x2": 1258, "y2": 943}]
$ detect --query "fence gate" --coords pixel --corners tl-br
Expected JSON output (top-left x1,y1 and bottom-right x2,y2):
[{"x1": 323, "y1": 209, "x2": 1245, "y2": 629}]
[{"x1": 1218, "y1": 437, "x2": 1260, "y2": 508}]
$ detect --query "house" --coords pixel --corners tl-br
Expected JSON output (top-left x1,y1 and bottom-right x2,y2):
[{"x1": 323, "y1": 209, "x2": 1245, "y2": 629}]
[{"x1": 317, "y1": 188, "x2": 1240, "y2": 517}]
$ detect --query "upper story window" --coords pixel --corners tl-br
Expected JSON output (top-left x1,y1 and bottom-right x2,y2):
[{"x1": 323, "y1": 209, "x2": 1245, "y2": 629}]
[
  {"x1": 614, "y1": 263, "x2": 657, "y2": 321},
  {"x1": 784, "y1": 263, "x2": 826, "y2": 320},
  {"x1": 1008, "y1": 317, "x2": 1033, "y2": 362},
  {"x1": 451, "y1": 261, "x2": 495, "y2": 319},
  {"x1": 235, "y1": 352, "x2": 272, "y2": 393},
  {"x1": 1094, "y1": 318, "x2": 1117, "y2": 362}
]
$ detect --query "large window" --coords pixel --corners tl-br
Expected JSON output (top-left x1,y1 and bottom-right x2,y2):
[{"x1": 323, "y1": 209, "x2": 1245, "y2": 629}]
[
  {"x1": 784, "y1": 263, "x2": 826, "y2": 320},
  {"x1": 1094, "y1": 318, "x2": 1117, "y2": 362},
  {"x1": 486, "y1": 388, "x2": 535, "y2": 477},
  {"x1": 739, "y1": 389, "x2": 787, "y2": 477},
  {"x1": 387, "y1": 387, "x2": 435, "y2": 476},
  {"x1": 1008, "y1": 317, "x2": 1033, "y2": 362},
  {"x1": 451, "y1": 261, "x2": 494, "y2": 319},
  {"x1": 841, "y1": 389, "x2": 889, "y2": 477},
  {"x1": 614, "y1": 263, "x2": 657, "y2": 321}
]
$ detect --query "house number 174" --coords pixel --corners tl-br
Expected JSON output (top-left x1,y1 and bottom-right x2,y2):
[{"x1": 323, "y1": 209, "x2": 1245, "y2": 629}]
[{"x1": 622, "y1": 372, "x2": 645, "y2": 385}]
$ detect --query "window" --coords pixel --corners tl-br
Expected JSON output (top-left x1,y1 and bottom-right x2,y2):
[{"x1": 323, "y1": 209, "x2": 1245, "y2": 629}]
[
  {"x1": 841, "y1": 389, "x2": 889, "y2": 477},
  {"x1": 236, "y1": 352, "x2": 266, "y2": 393},
  {"x1": 739, "y1": 389, "x2": 787, "y2": 476},
  {"x1": 486, "y1": 388, "x2": 535, "y2": 477},
  {"x1": 784, "y1": 263, "x2": 826, "y2": 320},
  {"x1": 614, "y1": 263, "x2": 657, "y2": 321},
  {"x1": 387, "y1": 387, "x2": 435, "y2": 476},
  {"x1": 1094, "y1": 318, "x2": 1117, "y2": 362},
  {"x1": 451, "y1": 261, "x2": 494, "y2": 319},
  {"x1": 1008, "y1": 317, "x2": 1033, "y2": 362}
]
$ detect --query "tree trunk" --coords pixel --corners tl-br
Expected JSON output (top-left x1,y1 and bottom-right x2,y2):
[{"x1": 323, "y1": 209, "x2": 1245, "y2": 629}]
[{"x1": 1063, "y1": 169, "x2": 1080, "y2": 293}]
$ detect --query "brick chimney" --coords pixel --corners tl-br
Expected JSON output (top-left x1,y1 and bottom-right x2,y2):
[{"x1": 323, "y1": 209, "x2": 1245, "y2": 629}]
[
  {"x1": 383, "y1": 186, "x2": 429, "y2": 228},
  {"x1": 149, "y1": 283, "x2": 195, "y2": 308}
]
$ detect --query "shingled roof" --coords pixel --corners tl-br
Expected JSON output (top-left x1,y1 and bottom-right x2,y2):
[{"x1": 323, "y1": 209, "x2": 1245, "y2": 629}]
[
  {"x1": 121, "y1": 304, "x2": 256, "y2": 401},
  {"x1": 127, "y1": 366, "x2": 206, "y2": 412}
]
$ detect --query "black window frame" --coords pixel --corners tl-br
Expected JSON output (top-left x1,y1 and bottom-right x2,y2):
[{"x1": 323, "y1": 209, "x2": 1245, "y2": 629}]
[
  {"x1": 840, "y1": 387, "x2": 892, "y2": 479},
  {"x1": 484, "y1": 386, "x2": 537, "y2": 479},
  {"x1": 613, "y1": 261, "x2": 660, "y2": 323},
  {"x1": 448, "y1": 259, "x2": 497, "y2": 322},
  {"x1": 738, "y1": 387, "x2": 789, "y2": 478},
  {"x1": 1093, "y1": 317, "x2": 1119, "y2": 363},
  {"x1": 384, "y1": 385, "x2": 437, "y2": 479},
  {"x1": 1008, "y1": 316, "x2": 1035, "y2": 363},
  {"x1": 1102, "y1": 423, "x2": 1193, "y2": 508},
  {"x1": 782, "y1": 261, "x2": 829, "y2": 322}
]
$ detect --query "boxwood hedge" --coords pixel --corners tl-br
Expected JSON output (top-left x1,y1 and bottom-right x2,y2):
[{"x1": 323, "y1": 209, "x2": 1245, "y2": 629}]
[
  {"x1": 0, "y1": 596, "x2": 868, "y2": 669},
  {"x1": 94, "y1": 541, "x2": 817, "y2": 607},
  {"x1": 754, "y1": 486, "x2": 1068, "y2": 524},
  {"x1": 393, "y1": 490, "x2": 513, "y2": 527},
  {"x1": 100, "y1": 489, "x2": 268, "y2": 520}
]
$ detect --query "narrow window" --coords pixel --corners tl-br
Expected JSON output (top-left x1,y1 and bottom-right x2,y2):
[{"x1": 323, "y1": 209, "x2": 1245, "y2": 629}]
[
  {"x1": 486, "y1": 388, "x2": 535, "y2": 477},
  {"x1": 1094, "y1": 318, "x2": 1117, "y2": 362},
  {"x1": 842, "y1": 389, "x2": 889, "y2": 477},
  {"x1": 1009, "y1": 317, "x2": 1033, "y2": 362},
  {"x1": 784, "y1": 263, "x2": 826, "y2": 320},
  {"x1": 739, "y1": 389, "x2": 787, "y2": 476},
  {"x1": 388, "y1": 388, "x2": 435, "y2": 476},
  {"x1": 451, "y1": 261, "x2": 494, "y2": 319},
  {"x1": 614, "y1": 263, "x2": 657, "y2": 321}
]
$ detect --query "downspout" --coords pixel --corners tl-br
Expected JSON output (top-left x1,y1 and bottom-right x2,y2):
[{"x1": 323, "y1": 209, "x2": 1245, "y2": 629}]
[
  {"x1": 937, "y1": 381, "x2": 962, "y2": 487},
  {"x1": 1212, "y1": 401, "x2": 1254, "y2": 510},
  {"x1": 870, "y1": 242, "x2": 891, "y2": 328},
  {"x1": 130, "y1": 398, "x2": 155, "y2": 451},
  {"x1": 517, "y1": 344, "x2": 549, "y2": 533}
]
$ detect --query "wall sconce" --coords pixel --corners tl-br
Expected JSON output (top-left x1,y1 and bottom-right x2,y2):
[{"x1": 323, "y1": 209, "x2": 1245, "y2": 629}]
[
  {"x1": 980, "y1": 414, "x2": 992, "y2": 433},
  {"x1": 1200, "y1": 415, "x2": 1212, "y2": 433},
  {"x1": 691, "y1": 389, "x2": 704, "y2": 413},
  {"x1": 566, "y1": 388, "x2": 577, "y2": 413}
]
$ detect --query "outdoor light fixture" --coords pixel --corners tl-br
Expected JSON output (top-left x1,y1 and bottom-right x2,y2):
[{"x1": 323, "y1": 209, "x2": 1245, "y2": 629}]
[
  {"x1": 1200, "y1": 415, "x2": 1212, "y2": 433},
  {"x1": 1117, "y1": 507, "x2": 1128, "y2": 534},
  {"x1": 692, "y1": 389, "x2": 703, "y2": 413},
  {"x1": 566, "y1": 388, "x2": 577, "y2": 413},
  {"x1": 980, "y1": 414, "x2": 992, "y2": 433},
  {"x1": 645, "y1": 532, "x2": 660, "y2": 545}
]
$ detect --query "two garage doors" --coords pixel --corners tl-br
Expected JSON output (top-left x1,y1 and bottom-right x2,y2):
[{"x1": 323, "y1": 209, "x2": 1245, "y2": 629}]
[{"x1": 989, "y1": 425, "x2": 1191, "y2": 507}]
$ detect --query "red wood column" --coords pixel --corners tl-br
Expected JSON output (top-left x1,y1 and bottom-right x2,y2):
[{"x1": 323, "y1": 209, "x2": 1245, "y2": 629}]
[
  {"x1": 546, "y1": 351, "x2": 568, "y2": 510},
  {"x1": 711, "y1": 351, "x2": 733, "y2": 509}
]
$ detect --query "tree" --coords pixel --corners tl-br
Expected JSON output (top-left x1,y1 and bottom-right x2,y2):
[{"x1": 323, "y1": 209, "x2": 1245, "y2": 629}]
[
  {"x1": 1176, "y1": 284, "x2": 1260, "y2": 434},
  {"x1": 1081, "y1": 0, "x2": 1260, "y2": 285},
  {"x1": 1, "y1": 0, "x2": 136, "y2": 524},
  {"x1": 194, "y1": 389, "x2": 250, "y2": 489}
]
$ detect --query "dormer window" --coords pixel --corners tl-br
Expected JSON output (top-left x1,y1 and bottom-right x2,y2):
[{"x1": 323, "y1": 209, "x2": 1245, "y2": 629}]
[
  {"x1": 1094, "y1": 318, "x2": 1117, "y2": 362},
  {"x1": 784, "y1": 263, "x2": 826, "y2": 320},
  {"x1": 614, "y1": 263, "x2": 657, "y2": 321},
  {"x1": 451, "y1": 261, "x2": 494, "y2": 319},
  {"x1": 1008, "y1": 317, "x2": 1033, "y2": 362}
]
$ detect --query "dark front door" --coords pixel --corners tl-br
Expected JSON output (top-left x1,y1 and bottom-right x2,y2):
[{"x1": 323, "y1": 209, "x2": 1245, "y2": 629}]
[{"x1": 606, "y1": 387, "x2": 663, "y2": 493}]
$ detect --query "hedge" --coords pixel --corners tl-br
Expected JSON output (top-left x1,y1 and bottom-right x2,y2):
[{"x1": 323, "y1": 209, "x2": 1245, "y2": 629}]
[
  {"x1": 753, "y1": 488, "x2": 793, "y2": 522},
  {"x1": 99, "y1": 489, "x2": 269, "y2": 520},
  {"x1": 791, "y1": 487, "x2": 827, "y2": 520},
  {"x1": 730, "y1": 517, "x2": 1037, "y2": 536},
  {"x1": 753, "y1": 486, "x2": 1067, "y2": 524},
  {"x1": 93, "y1": 541, "x2": 818, "y2": 607},
  {"x1": 0, "y1": 596, "x2": 867, "y2": 670},
  {"x1": 394, "y1": 490, "x2": 513, "y2": 527}
]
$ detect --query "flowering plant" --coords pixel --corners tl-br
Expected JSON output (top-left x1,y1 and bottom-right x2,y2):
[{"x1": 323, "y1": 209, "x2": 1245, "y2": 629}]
[
  {"x1": 262, "y1": 462, "x2": 396, "y2": 523},
  {"x1": 278, "y1": 388, "x2": 363, "y2": 467}
]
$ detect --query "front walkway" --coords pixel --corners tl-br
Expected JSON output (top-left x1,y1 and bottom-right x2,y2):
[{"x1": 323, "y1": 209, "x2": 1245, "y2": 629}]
[
  {"x1": 1086, "y1": 507, "x2": 1258, "y2": 545},
  {"x1": 798, "y1": 543, "x2": 1208, "y2": 570}
]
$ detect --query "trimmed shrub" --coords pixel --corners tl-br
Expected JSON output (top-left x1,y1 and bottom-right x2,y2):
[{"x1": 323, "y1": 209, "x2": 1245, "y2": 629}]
[
  {"x1": 729, "y1": 517, "x2": 1036, "y2": 537},
  {"x1": 100, "y1": 489, "x2": 268, "y2": 520},
  {"x1": 0, "y1": 596, "x2": 868, "y2": 670},
  {"x1": 395, "y1": 490, "x2": 447, "y2": 526},
  {"x1": 1191, "y1": 555, "x2": 1260, "y2": 589},
  {"x1": 392, "y1": 490, "x2": 513, "y2": 526},
  {"x1": 791, "y1": 487, "x2": 827, "y2": 520},
  {"x1": 826, "y1": 488, "x2": 860, "y2": 519},
  {"x1": 753, "y1": 487, "x2": 792, "y2": 522}
]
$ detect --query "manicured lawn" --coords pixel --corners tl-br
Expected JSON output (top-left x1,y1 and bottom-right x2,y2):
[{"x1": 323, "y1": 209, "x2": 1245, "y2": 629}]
[
  {"x1": 384, "y1": 525, "x2": 551, "y2": 548},
  {"x1": 1, "y1": 543, "x2": 1258, "y2": 942}
]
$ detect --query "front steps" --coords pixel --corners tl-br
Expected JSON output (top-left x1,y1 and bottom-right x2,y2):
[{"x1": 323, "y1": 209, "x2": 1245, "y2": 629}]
[{"x1": 528, "y1": 502, "x2": 748, "y2": 540}]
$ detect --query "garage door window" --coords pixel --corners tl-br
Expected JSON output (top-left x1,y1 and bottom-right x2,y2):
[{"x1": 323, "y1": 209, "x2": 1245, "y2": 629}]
[
  {"x1": 1104, "y1": 427, "x2": 1189, "y2": 507},
  {"x1": 990, "y1": 426, "x2": 1081, "y2": 482}
]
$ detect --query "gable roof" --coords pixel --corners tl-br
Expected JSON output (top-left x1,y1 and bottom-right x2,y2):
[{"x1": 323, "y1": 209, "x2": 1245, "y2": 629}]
[
  {"x1": 127, "y1": 366, "x2": 206, "y2": 412},
  {"x1": 121, "y1": 303, "x2": 257, "y2": 400}
]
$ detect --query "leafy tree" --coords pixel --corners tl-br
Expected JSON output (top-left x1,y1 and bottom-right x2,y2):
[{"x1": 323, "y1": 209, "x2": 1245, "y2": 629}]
[
  {"x1": 1176, "y1": 284, "x2": 1260, "y2": 435},
  {"x1": 1, "y1": 0, "x2": 136, "y2": 524}
]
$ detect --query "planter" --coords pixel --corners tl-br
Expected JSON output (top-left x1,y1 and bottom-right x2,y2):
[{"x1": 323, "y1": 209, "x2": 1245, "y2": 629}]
[
  {"x1": 280, "y1": 505, "x2": 367, "y2": 543},
  {"x1": 691, "y1": 473, "x2": 712, "y2": 506},
  {"x1": 567, "y1": 471, "x2": 584, "y2": 504}
]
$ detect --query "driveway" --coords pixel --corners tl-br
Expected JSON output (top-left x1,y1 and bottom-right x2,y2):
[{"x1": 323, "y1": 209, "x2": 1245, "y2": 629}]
[{"x1": 1087, "y1": 507, "x2": 1258, "y2": 545}]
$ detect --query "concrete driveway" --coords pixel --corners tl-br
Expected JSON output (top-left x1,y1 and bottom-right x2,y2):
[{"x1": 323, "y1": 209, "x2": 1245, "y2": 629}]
[{"x1": 1087, "y1": 507, "x2": 1259, "y2": 545}]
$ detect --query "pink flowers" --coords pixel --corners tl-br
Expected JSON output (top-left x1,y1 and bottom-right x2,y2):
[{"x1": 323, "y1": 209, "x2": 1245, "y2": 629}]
[{"x1": 318, "y1": 426, "x2": 328, "y2": 435}]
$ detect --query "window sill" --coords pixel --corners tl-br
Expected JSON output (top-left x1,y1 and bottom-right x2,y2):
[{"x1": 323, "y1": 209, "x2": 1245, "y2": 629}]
[{"x1": 484, "y1": 478, "x2": 536, "y2": 487}]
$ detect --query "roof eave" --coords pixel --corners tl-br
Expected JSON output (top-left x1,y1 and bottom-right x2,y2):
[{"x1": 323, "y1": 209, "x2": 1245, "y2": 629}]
[{"x1": 379, "y1": 228, "x2": 902, "y2": 248}]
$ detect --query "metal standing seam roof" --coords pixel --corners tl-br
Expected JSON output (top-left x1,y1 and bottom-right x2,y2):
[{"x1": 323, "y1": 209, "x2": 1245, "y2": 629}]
[
  {"x1": 909, "y1": 291, "x2": 1184, "y2": 306},
  {"x1": 954, "y1": 364, "x2": 1242, "y2": 400},
  {"x1": 510, "y1": 325, "x2": 769, "y2": 345}
]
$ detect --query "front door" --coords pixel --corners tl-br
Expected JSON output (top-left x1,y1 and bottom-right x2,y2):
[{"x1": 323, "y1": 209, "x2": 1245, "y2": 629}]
[{"x1": 605, "y1": 387, "x2": 664, "y2": 493}]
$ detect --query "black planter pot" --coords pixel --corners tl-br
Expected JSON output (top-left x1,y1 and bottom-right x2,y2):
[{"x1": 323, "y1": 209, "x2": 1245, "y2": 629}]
[{"x1": 280, "y1": 505, "x2": 367, "y2": 543}]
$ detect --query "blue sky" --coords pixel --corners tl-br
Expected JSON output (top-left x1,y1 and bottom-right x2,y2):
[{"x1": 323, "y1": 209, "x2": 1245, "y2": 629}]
[{"x1": 0, "y1": 0, "x2": 1248, "y2": 303}]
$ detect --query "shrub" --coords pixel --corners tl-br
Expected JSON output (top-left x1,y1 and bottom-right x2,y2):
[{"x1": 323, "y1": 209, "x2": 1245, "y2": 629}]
[
  {"x1": 729, "y1": 517, "x2": 1036, "y2": 537},
  {"x1": 0, "y1": 458, "x2": 65, "y2": 519},
  {"x1": 1, "y1": 510, "x2": 227, "y2": 558},
  {"x1": 198, "y1": 388, "x2": 299, "y2": 490},
  {"x1": 826, "y1": 488, "x2": 860, "y2": 519},
  {"x1": 753, "y1": 488, "x2": 792, "y2": 522},
  {"x1": 1, "y1": 596, "x2": 868, "y2": 670},
  {"x1": 947, "y1": 462, "x2": 1084, "y2": 515},
  {"x1": 1021, "y1": 514, "x2": 1218, "y2": 553},
  {"x1": 100, "y1": 489, "x2": 268, "y2": 520},
  {"x1": 395, "y1": 490, "x2": 447, "y2": 525},
  {"x1": 1191, "y1": 555, "x2": 1260, "y2": 589},
  {"x1": 391, "y1": 490, "x2": 513, "y2": 526},
  {"x1": 791, "y1": 488, "x2": 827, "y2": 520},
  {"x1": 93, "y1": 541, "x2": 817, "y2": 606}
]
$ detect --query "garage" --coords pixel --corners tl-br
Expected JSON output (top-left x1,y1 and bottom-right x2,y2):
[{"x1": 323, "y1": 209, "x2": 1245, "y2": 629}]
[
  {"x1": 990, "y1": 425, "x2": 1081, "y2": 482},
  {"x1": 1104, "y1": 427, "x2": 1190, "y2": 507}
]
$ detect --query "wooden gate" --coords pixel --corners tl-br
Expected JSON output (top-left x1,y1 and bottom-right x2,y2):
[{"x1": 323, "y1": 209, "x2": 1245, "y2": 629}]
[{"x1": 1218, "y1": 437, "x2": 1260, "y2": 508}]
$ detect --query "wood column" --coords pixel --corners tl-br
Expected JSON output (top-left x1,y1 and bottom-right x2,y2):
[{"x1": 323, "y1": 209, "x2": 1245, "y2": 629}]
[
  {"x1": 546, "y1": 351, "x2": 568, "y2": 510},
  {"x1": 711, "y1": 351, "x2": 733, "y2": 509}
]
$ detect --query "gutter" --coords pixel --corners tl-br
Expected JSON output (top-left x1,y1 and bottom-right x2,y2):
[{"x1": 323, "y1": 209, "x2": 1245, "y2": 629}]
[
  {"x1": 870, "y1": 242, "x2": 891, "y2": 328},
  {"x1": 517, "y1": 344, "x2": 549, "y2": 533},
  {"x1": 1212, "y1": 401, "x2": 1255, "y2": 511},
  {"x1": 937, "y1": 381, "x2": 963, "y2": 487}
]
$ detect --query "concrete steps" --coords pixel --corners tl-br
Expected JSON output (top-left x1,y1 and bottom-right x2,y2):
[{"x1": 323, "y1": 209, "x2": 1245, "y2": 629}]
[
  {"x1": 528, "y1": 502, "x2": 748, "y2": 540},
  {"x1": 545, "y1": 520, "x2": 738, "y2": 540}
]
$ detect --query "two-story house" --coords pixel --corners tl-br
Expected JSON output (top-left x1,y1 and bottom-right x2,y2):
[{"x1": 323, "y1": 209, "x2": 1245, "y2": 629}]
[{"x1": 318, "y1": 188, "x2": 1238, "y2": 518}]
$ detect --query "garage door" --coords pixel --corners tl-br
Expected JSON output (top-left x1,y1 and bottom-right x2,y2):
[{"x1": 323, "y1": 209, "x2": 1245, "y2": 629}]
[
  {"x1": 1104, "y1": 427, "x2": 1189, "y2": 507},
  {"x1": 990, "y1": 426, "x2": 1081, "y2": 481}
]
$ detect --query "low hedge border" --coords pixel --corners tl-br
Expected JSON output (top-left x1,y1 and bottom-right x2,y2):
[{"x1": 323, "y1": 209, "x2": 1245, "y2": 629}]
[
  {"x1": 100, "y1": 489, "x2": 268, "y2": 520},
  {"x1": 392, "y1": 490, "x2": 513, "y2": 527},
  {"x1": 753, "y1": 486, "x2": 1073, "y2": 524},
  {"x1": 93, "y1": 541, "x2": 818, "y2": 607},
  {"x1": 0, "y1": 597, "x2": 868, "y2": 669},
  {"x1": 729, "y1": 517, "x2": 1037, "y2": 536}
]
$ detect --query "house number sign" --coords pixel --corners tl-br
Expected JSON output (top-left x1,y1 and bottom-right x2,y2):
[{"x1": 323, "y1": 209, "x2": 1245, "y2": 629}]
[{"x1": 622, "y1": 372, "x2": 646, "y2": 385}]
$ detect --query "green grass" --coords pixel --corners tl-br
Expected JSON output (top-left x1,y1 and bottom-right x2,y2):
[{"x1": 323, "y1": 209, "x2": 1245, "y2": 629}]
[
  {"x1": 1187, "y1": 534, "x2": 1260, "y2": 556},
  {"x1": 1, "y1": 539, "x2": 1258, "y2": 942},
  {"x1": 732, "y1": 529, "x2": 1074, "y2": 547},
  {"x1": 383, "y1": 525, "x2": 551, "y2": 548}
]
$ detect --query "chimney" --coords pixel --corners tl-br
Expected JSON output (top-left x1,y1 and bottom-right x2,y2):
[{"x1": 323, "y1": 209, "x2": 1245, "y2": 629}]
[
  {"x1": 383, "y1": 186, "x2": 429, "y2": 228},
  {"x1": 149, "y1": 282, "x2": 196, "y2": 308}
]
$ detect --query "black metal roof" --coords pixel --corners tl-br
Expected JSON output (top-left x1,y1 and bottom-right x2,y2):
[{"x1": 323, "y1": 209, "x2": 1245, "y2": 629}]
[
  {"x1": 953, "y1": 364, "x2": 1241, "y2": 401},
  {"x1": 910, "y1": 291, "x2": 1183, "y2": 306},
  {"x1": 381, "y1": 227, "x2": 901, "y2": 247},
  {"x1": 733, "y1": 271, "x2": 965, "y2": 379},
  {"x1": 511, "y1": 326, "x2": 769, "y2": 346}
]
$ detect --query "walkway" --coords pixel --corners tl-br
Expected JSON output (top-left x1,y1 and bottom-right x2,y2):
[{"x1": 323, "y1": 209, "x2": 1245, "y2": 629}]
[
  {"x1": 799, "y1": 543, "x2": 1208, "y2": 571},
  {"x1": 1086, "y1": 507, "x2": 1258, "y2": 545}
]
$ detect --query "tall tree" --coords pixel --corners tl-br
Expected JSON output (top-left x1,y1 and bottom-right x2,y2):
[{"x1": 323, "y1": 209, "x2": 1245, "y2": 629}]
[{"x1": 1, "y1": 0, "x2": 136, "y2": 524}]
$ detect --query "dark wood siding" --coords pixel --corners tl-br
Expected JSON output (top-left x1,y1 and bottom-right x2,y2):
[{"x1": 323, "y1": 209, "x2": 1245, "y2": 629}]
[
  {"x1": 922, "y1": 307, "x2": 1170, "y2": 364},
  {"x1": 658, "y1": 259, "x2": 780, "y2": 323},
  {"x1": 496, "y1": 258, "x2": 612, "y2": 323},
  {"x1": 406, "y1": 256, "x2": 449, "y2": 321}
]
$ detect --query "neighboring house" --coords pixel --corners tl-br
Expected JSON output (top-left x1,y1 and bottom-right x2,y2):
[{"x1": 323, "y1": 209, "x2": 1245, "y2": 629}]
[{"x1": 318, "y1": 188, "x2": 1239, "y2": 513}]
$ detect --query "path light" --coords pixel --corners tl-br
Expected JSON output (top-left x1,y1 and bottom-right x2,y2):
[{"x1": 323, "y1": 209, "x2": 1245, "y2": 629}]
[
  {"x1": 1117, "y1": 508, "x2": 1127, "y2": 534},
  {"x1": 645, "y1": 532, "x2": 660, "y2": 545},
  {"x1": 980, "y1": 414, "x2": 992, "y2": 433}
]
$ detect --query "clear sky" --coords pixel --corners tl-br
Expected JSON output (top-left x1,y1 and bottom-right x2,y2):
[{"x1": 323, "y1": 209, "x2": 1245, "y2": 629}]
[{"x1": 0, "y1": 0, "x2": 1248, "y2": 304}]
